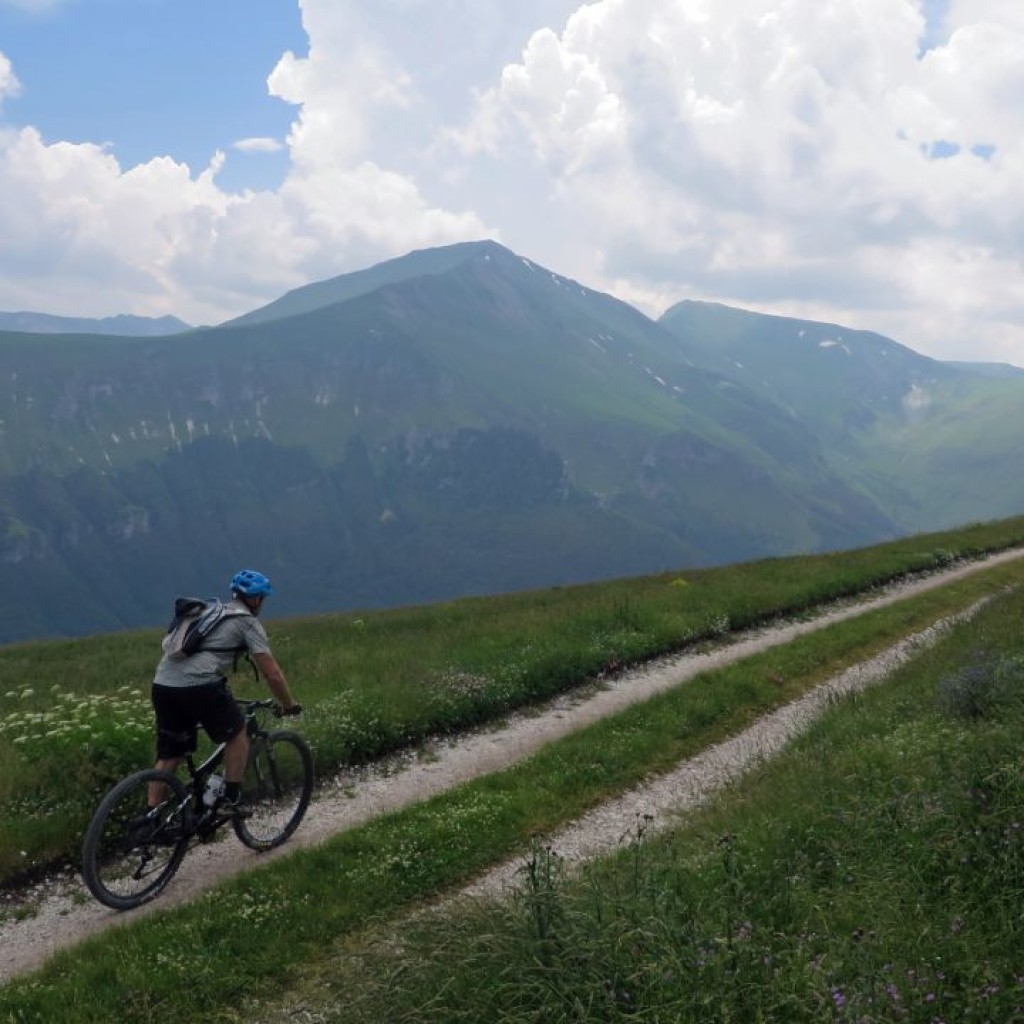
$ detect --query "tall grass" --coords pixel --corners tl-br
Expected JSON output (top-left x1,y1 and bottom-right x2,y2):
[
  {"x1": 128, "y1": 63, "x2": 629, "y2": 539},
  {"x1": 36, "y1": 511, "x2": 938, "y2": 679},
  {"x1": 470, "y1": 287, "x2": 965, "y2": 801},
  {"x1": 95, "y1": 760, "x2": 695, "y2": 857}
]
[
  {"x1": 313, "y1": 586, "x2": 1024, "y2": 1023},
  {"x1": 0, "y1": 559, "x2": 1021, "y2": 1022},
  {"x1": 1, "y1": 516, "x2": 1023, "y2": 886}
]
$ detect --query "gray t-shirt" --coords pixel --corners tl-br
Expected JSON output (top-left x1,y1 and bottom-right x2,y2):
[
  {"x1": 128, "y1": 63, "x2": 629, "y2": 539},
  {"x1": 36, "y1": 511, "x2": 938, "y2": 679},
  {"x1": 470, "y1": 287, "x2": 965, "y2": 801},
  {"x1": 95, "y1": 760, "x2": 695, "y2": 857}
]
[{"x1": 153, "y1": 599, "x2": 272, "y2": 689}]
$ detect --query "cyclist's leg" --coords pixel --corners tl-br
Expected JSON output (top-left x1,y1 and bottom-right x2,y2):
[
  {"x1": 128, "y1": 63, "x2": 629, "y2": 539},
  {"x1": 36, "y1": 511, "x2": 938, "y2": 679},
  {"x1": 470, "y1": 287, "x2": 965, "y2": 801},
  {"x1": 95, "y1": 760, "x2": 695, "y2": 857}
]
[
  {"x1": 222, "y1": 729, "x2": 249, "y2": 784},
  {"x1": 150, "y1": 684, "x2": 198, "y2": 806},
  {"x1": 200, "y1": 680, "x2": 248, "y2": 799},
  {"x1": 149, "y1": 756, "x2": 183, "y2": 806}
]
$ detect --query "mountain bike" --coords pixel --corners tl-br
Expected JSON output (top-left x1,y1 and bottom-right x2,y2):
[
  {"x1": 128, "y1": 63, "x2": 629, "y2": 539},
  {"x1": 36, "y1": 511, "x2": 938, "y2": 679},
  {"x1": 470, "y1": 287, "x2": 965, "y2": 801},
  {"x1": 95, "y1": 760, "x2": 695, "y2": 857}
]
[{"x1": 81, "y1": 698, "x2": 314, "y2": 911}]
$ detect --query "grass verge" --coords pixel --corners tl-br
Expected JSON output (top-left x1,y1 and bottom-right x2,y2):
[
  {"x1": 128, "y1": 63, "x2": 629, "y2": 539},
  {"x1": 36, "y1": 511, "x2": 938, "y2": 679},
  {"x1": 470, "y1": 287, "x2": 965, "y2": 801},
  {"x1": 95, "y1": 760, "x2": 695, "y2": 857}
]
[
  {"x1": 0, "y1": 557, "x2": 1020, "y2": 1021},
  {"x1": 311, "y1": 581, "x2": 1024, "y2": 1022},
  {"x1": 2, "y1": 517, "x2": 1024, "y2": 883}
]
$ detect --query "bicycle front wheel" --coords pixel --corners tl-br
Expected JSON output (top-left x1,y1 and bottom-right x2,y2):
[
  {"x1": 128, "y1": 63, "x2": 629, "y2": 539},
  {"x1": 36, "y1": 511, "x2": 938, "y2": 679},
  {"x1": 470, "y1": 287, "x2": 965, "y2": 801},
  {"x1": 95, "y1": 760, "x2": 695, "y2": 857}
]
[
  {"x1": 81, "y1": 768, "x2": 191, "y2": 911},
  {"x1": 234, "y1": 730, "x2": 313, "y2": 851}
]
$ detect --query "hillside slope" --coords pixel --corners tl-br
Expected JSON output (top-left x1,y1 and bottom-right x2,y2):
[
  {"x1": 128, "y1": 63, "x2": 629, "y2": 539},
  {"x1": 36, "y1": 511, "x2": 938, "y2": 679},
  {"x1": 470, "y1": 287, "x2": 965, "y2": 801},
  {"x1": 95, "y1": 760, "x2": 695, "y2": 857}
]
[
  {"x1": 0, "y1": 243, "x2": 895, "y2": 642},
  {"x1": 2, "y1": 545, "x2": 1020, "y2": 986},
  {"x1": 659, "y1": 299, "x2": 1024, "y2": 530}
]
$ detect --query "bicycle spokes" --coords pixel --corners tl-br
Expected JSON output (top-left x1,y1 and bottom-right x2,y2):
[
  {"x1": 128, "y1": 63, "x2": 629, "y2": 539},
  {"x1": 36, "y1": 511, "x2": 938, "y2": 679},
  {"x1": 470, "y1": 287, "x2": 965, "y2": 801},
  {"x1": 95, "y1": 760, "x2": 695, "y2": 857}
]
[
  {"x1": 81, "y1": 769, "x2": 191, "y2": 910},
  {"x1": 234, "y1": 732, "x2": 313, "y2": 851}
]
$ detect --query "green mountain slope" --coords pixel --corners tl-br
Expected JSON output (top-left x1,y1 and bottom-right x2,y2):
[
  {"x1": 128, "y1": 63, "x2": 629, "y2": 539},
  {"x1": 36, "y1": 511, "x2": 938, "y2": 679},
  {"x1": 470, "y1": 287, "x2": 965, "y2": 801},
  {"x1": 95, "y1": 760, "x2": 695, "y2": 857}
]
[
  {"x1": 0, "y1": 242, "x2": 960, "y2": 644},
  {"x1": 658, "y1": 299, "x2": 1024, "y2": 531},
  {"x1": 658, "y1": 300, "x2": 964, "y2": 440},
  {"x1": 222, "y1": 240, "x2": 495, "y2": 327}
]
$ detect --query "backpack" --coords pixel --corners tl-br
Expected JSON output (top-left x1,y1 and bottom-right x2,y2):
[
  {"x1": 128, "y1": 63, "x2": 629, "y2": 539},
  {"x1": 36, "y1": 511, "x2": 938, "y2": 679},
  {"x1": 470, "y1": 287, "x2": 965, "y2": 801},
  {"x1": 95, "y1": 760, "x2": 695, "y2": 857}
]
[{"x1": 162, "y1": 597, "x2": 251, "y2": 661}]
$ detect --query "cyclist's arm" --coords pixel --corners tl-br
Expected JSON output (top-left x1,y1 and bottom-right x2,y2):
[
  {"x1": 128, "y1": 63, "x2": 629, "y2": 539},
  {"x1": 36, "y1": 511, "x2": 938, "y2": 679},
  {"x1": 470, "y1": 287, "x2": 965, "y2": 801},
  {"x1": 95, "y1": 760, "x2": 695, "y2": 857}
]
[{"x1": 251, "y1": 651, "x2": 300, "y2": 712}]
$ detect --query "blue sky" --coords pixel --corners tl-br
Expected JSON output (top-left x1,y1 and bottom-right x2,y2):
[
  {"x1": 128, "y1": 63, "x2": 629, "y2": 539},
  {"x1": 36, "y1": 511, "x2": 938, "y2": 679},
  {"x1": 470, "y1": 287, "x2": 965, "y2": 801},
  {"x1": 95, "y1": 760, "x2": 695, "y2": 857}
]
[
  {"x1": 0, "y1": 0, "x2": 305, "y2": 191},
  {"x1": 0, "y1": 0, "x2": 1021, "y2": 366}
]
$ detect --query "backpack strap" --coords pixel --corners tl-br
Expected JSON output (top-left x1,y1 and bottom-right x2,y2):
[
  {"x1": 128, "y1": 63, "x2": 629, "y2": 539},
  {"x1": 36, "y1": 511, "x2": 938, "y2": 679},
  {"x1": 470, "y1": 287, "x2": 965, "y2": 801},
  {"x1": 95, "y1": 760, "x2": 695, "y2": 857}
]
[{"x1": 195, "y1": 607, "x2": 261, "y2": 683}]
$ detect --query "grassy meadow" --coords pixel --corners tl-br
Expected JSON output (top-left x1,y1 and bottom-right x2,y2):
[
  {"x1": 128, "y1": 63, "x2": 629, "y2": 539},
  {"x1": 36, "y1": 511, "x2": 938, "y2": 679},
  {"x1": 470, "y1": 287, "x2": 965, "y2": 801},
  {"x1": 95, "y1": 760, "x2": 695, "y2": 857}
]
[
  {"x1": 0, "y1": 518, "x2": 1023, "y2": 1022},
  {"x1": 310, "y1": 573, "x2": 1024, "y2": 1023},
  {"x1": 2, "y1": 517, "x2": 1023, "y2": 886}
]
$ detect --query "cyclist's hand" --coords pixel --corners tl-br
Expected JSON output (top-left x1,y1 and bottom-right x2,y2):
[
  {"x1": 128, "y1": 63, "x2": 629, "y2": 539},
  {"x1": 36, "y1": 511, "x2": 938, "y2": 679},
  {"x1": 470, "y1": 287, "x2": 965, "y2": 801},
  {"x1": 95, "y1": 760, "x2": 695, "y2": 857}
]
[{"x1": 276, "y1": 703, "x2": 303, "y2": 717}]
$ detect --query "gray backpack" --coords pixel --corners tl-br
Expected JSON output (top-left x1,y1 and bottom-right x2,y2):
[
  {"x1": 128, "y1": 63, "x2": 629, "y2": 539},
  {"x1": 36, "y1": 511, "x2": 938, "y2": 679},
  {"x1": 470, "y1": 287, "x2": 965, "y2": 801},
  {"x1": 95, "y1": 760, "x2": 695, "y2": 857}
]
[{"x1": 162, "y1": 598, "x2": 251, "y2": 660}]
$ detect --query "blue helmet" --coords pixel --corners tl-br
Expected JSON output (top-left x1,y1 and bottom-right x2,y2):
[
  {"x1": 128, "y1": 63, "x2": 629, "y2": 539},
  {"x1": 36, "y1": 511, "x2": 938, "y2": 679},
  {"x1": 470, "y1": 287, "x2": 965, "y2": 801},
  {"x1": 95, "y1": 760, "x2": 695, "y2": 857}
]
[{"x1": 230, "y1": 569, "x2": 274, "y2": 598}]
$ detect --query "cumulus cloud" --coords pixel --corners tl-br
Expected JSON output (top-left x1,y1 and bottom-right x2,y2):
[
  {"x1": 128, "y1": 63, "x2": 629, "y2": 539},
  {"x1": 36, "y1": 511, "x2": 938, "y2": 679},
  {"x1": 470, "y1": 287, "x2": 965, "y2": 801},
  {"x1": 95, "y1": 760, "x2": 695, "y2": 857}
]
[
  {"x1": 0, "y1": 0, "x2": 1021, "y2": 365},
  {"x1": 0, "y1": 128, "x2": 249, "y2": 321},
  {"x1": 233, "y1": 137, "x2": 284, "y2": 154},
  {"x1": 455, "y1": 0, "x2": 1024, "y2": 362},
  {"x1": 459, "y1": 26, "x2": 625, "y2": 176},
  {"x1": 0, "y1": 51, "x2": 21, "y2": 106},
  {"x1": 0, "y1": 3, "x2": 495, "y2": 322}
]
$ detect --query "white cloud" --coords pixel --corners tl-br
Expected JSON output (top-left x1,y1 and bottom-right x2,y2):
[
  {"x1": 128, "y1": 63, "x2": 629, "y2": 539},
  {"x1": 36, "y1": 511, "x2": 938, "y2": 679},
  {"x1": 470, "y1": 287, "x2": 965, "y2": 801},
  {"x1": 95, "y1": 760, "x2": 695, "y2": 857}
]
[
  {"x1": 947, "y1": 0, "x2": 1024, "y2": 33},
  {"x1": 462, "y1": 26, "x2": 625, "y2": 175},
  {"x1": 453, "y1": 0, "x2": 1024, "y2": 363},
  {"x1": 0, "y1": 0, "x2": 1022, "y2": 366},
  {"x1": 233, "y1": 137, "x2": 284, "y2": 154},
  {"x1": 0, "y1": 51, "x2": 21, "y2": 106},
  {"x1": 0, "y1": 3, "x2": 495, "y2": 322}
]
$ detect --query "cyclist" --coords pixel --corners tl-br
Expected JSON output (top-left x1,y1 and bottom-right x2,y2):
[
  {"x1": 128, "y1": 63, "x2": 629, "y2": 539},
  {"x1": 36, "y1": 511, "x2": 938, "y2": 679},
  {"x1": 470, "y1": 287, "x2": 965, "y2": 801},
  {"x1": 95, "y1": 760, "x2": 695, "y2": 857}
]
[{"x1": 148, "y1": 569, "x2": 301, "y2": 816}]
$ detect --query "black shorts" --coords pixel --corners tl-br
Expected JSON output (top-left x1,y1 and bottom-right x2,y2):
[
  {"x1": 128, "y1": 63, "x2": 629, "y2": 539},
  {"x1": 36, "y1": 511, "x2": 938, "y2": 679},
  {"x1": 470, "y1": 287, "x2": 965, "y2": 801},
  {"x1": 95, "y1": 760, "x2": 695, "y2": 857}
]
[{"x1": 151, "y1": 680, "x2": 245, "y2": 759}]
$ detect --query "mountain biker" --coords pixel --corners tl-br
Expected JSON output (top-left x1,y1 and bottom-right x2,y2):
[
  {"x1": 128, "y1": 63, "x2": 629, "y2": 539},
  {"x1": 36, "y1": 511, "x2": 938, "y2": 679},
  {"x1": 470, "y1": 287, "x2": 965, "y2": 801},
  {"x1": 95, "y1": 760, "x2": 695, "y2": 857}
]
[{"x1": 148, "y1": 569, "x2": 302, "y2": 815}]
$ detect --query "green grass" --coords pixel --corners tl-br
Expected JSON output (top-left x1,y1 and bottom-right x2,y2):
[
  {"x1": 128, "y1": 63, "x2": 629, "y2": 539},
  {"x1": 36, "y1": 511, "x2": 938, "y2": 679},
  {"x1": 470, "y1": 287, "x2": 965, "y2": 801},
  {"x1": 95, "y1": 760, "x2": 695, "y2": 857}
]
[
  {"x1": 314, "y1": 583, "x2": 1024, "y2": 1023},
  {"x1": 0, "y1": 548, "x2": 1022, "y2": 1021},
  {"x1": 2, "y1": 517, "x2": 1024, "y2": 885}
]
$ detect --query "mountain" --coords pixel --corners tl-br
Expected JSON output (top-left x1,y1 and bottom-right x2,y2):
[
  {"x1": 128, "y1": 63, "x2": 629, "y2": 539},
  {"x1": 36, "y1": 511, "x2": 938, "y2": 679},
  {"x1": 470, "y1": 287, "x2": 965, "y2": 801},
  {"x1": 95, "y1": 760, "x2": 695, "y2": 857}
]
[
  {"x1": 222, "y1": 242, "x2": 489, "y2": 328},
  {"x1": 0, "y1": 241, "x2": 1018, "y2": 644},
  {"x1": 658, "y1": 300, "x2": 961, "y2": 441},
  {"x1": 942, "y1": 360, "x2": 1024, "y2": 379},
  {"x1": 0, "y1": 311, "x2": 192, "y2": 336},
  {"x1": 658, "y1": 300, "x2": 1024, "y2": 530}
]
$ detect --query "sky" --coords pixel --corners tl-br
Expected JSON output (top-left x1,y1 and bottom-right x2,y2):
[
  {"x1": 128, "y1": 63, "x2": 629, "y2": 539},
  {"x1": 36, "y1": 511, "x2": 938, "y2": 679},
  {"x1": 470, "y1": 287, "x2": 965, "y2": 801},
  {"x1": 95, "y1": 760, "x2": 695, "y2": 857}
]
[{"x1": 0, "y1": 0, "x2": 1022, "y2": 366}]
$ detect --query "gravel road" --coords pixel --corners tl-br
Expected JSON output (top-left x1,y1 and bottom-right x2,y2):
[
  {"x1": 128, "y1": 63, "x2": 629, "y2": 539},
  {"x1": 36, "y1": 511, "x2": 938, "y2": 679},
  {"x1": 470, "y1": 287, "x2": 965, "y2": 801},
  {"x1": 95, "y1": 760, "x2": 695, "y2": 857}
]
[{"x1": 2, "y1": 547, "x2": 1022, "y2": 985}]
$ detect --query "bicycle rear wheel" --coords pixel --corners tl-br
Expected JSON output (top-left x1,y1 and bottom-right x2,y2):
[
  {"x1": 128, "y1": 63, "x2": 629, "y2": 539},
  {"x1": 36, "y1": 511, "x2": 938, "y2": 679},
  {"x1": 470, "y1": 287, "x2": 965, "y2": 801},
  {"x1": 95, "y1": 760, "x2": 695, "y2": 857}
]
[
  {"x1": 81, "y1": 768, "x2": 191, "y2": 910},
  {"x1": 234, "y1": 730, "x2": 313, "y2": 851}
]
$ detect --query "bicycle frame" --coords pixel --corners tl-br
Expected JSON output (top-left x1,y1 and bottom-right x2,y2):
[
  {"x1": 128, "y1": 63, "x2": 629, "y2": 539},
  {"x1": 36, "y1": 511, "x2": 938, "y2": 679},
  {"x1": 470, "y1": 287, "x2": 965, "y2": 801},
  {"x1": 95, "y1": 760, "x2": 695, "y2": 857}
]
[
  {"x1": 82, "y1": 697, "x2": 313, "y2": 910},
  {"x1": 172, "y1": 700, "x2": 272, "y2": 839}
]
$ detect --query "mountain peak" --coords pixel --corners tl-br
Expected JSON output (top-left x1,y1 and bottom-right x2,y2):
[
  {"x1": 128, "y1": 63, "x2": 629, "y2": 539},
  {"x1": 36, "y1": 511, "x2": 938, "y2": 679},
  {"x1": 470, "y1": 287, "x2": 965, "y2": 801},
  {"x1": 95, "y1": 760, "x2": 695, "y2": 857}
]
[{"x1": 223, "y1": 239, "x2": 516, "y2": 329}]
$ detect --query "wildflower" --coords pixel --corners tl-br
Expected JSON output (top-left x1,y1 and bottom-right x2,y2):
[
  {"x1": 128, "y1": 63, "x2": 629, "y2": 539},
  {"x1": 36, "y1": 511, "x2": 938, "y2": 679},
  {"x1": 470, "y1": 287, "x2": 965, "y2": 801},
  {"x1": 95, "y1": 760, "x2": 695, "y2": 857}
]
[{"x1": 832, "y1": 987, "x2": 847, "y2": 1009}]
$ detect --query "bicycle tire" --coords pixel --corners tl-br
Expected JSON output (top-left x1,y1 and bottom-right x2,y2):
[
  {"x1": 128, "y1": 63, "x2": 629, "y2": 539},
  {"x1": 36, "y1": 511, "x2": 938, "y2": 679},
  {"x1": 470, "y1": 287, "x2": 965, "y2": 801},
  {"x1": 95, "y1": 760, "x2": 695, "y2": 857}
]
[
  {"x1": 81, "y1": 768, "x2": 191, "y2": 911},
  {"x1": 233, "y1": 730, "x2": 313, "y2": 851}
]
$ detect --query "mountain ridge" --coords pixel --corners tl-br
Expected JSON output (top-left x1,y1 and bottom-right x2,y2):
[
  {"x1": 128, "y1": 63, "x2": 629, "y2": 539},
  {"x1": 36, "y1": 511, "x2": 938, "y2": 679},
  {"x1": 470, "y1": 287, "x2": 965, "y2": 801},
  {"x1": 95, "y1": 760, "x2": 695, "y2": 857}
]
[
  {"x1": 0, "y1": 310, "x2": 192, "y2": 336},
  {"x1": 1, "y1": 240, "x2": 1022, "y2": 644}
]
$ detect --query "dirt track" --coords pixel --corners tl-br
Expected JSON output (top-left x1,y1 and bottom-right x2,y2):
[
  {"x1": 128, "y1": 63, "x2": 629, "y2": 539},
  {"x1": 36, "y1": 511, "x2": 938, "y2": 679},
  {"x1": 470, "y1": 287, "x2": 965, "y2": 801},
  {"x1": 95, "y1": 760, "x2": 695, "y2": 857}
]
[{"x1": 2, "y1": 547, "x2": 1022, "y2": 984}]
